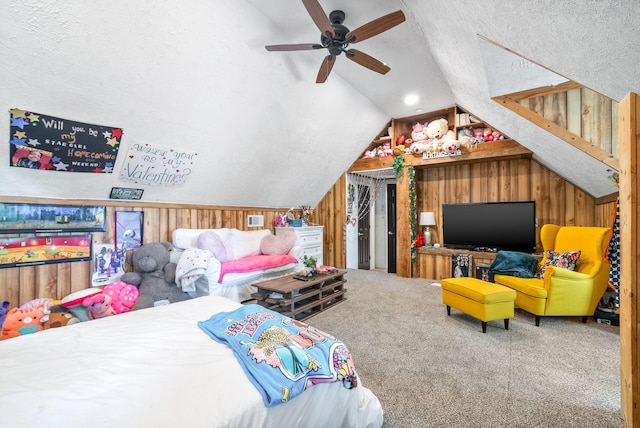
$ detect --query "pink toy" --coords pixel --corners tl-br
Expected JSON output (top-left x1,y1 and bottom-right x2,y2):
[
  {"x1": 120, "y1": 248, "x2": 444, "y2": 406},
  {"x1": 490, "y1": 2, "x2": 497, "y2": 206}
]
[
  {"x1": 102, "y1": 281, "x2": 139, "y2": 314},
  {"x1": 82, "y1": 293, "x2": 116, "y2": 320}
]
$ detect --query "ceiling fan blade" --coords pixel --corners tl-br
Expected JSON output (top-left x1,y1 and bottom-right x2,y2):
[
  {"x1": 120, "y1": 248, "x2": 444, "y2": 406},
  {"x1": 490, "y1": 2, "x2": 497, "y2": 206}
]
[
  {"x1": 345, "y1": 10, "x2": 406, "y2": 44},
  {"x1": 302, "y1": 0, "x2": 334, "y2": 38},
  {"x1": 316, "y1": 55, "x2": 336, "y2": 83},
  {"x1": 265, "y1": 43, "x2": 323, "y2": 52},
  {"x1": 345, "y1": 49, "x2": 390, "y2": 75}
]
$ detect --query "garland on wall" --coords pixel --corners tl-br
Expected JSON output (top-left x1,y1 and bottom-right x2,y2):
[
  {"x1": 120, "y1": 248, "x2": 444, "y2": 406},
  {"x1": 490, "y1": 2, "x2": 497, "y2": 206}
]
[{"x1": 408, "y1": 165, "x2": 417, "y2": 263}]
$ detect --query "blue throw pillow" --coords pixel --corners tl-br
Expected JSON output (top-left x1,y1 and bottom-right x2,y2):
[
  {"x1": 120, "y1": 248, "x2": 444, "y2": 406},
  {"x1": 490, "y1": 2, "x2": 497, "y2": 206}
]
[{"x1": 489, "y1": 250, "x2": 539, "y2": 278}]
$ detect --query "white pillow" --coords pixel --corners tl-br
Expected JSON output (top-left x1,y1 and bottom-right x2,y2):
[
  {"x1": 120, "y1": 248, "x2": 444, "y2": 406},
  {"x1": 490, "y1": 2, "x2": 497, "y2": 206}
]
[{"x1": 227, "y1": 229, "x2": 271, "y2": 260}]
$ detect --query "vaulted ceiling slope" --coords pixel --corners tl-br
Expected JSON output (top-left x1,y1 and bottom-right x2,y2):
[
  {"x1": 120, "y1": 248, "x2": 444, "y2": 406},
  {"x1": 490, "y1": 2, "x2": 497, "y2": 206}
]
[{"x1": 1, "y1": 0, "x2": 634, "y2": 207}]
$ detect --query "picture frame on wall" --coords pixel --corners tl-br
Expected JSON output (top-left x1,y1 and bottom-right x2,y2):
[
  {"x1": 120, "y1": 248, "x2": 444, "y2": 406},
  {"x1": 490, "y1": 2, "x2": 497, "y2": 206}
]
[
  {"x1": 91, "y1": 243, "x2": 126, "y2": 286},
  {"x1": 451, "y1": 253, "x2": 473, "y2": 278},
  {"x1": 0, "y1": 234, "x2": 92, "y2": 269},
  {"x1": 114, "y1": 211, "x2": 143, "y2": 251},
  {"x1": 0, "y1": 203, "x2": 106, "y2": 234}
]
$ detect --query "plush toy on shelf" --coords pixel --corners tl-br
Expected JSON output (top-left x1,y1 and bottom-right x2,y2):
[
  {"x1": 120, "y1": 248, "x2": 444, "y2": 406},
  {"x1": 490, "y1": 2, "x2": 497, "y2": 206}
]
[
  {"x1": 426, "y1": 118, "x2": 460, "y2": 152},
  {"x1": 121, "y1": 242, "x2": 192, "y2": 311},
  {"x1": 408, "y1": 122, "x2": 432, "y2": 154}
]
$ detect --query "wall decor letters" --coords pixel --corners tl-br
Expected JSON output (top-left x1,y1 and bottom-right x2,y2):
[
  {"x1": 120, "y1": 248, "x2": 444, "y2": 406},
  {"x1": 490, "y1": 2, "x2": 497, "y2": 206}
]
[
  {"x1": 118, "y1": 142, "x2": 197, "y2": 186},
  {"x1": 8, "y1": 108, "x2": 122, "y2": 173}
]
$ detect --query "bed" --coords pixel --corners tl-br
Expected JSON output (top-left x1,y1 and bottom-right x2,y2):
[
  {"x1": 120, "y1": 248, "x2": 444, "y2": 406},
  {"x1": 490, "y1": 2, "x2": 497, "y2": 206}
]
[{"x1": 0, "y1": 296, "x2": 383, "y2": 427}]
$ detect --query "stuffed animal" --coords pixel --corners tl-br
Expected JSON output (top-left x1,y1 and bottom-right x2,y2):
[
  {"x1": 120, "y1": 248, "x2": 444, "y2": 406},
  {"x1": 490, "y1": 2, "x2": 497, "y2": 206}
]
[
  {"x1": 82, "y1": 293, "x2": 116, "y2": 319},
  {"x1": 0, "y1": 300, "x2": 9, "y2": 331},
  {"x1": 121, "y1": 242, "x2": 192, "y2": 310},
  {"x1": 103, "y1": 280, "x2": 139, "y2": 314},
  {"x1": 426, "y1": 118, "x2": 460, "y2": 152},
  {"x1": 42, "y1": 305, "x2": 80, "y2": 329},
  {"x1": 0, "y1": 305, "x2": 45, "y2": 340},
  {"x1": 409, "y1": 122, "x2": 430, "y2": 154}
]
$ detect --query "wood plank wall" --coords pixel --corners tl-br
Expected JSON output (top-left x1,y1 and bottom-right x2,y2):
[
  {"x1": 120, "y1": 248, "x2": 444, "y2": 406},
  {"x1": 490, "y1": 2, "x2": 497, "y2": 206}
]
[
  {"x1": 0, "y1": 154, "x2": 616, "y2": 308},
  {"x1": 409, "y1": 158, "x2": 616, "y2": 280},
  {"x1": 520, "y1": 87, "x2": 618, "y2": 156},
  {"x1": 0, "y1": 201, "x2": 292, "y2": 308}
]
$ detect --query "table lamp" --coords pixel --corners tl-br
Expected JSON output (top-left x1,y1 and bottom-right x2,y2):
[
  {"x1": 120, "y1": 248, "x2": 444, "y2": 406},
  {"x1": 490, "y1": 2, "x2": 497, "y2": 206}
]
[{"x1": 419, "y1": 212, "x2": 436, "y2": 247}]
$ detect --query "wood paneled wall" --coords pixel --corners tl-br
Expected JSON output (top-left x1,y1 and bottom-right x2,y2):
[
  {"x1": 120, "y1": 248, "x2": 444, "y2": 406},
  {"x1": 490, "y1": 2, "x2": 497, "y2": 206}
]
[
  {"x1": 409, "y1": 158, "x2": 616, "y2": 280},
  {"x1": 0, "y1": 156, "x2": 616, "y2": 308},
  {"x1": 0, "y1": 200, "x2": 292, "y2": 308}
]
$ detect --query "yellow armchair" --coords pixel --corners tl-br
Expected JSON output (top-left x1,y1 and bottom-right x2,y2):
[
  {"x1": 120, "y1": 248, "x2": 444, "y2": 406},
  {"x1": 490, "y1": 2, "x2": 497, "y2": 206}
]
[{"x1": 493, "y1": 224, "x2": 611, "y2": 326}]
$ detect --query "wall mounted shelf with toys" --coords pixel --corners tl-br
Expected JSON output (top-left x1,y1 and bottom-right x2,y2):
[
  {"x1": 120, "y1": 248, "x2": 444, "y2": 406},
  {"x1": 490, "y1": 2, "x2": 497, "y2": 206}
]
[
  {"x1": 454, "y1": 105, "x2": 510, "y2": 148},
  {"x1": 350, "y1": 106, "x2": 528, "y2": 174}
]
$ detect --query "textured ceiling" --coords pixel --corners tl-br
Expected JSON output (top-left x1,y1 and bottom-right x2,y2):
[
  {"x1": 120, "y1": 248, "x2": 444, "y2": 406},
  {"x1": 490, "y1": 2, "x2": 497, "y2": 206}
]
[{"x1": 2, "y1": 0, "x2": 636, "y2": 207}]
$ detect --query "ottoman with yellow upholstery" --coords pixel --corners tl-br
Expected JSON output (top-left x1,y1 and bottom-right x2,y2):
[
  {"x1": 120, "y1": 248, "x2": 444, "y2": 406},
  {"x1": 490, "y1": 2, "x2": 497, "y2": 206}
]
[{"x1": 441, "y1": 277, "x2": 517, "y2": 333}]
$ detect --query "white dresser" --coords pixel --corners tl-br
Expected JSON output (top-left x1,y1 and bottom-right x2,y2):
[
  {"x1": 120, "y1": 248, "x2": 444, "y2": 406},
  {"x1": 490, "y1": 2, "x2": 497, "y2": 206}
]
[{"x1": 275, "y1": 226, "x2": 324, "y2": 266}]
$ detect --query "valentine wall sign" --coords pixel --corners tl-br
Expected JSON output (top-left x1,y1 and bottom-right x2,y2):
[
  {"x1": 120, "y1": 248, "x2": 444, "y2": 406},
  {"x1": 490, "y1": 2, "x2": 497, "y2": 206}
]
[
  {"x1": 8, "y1": 108, "x2": 122, "y2": 173},
  {"x1": 118, "y1": 143, "x2": 197, "y2": 186}
]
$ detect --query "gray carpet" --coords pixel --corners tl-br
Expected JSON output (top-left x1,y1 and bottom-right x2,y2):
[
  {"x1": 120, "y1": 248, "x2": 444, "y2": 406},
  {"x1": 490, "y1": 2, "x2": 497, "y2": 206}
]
[{"x1": 308, "y1": 269, "x2": 624, "y2": 428}]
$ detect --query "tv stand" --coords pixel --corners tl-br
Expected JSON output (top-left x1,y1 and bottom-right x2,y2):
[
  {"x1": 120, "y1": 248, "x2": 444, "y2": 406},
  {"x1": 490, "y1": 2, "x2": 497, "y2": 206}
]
[
  {"x1": 415, "y1": 246, "x2": 500, "y2": 281},
  {"x1": 415, "y1": 247, "x2": 539, "y2": 281}
]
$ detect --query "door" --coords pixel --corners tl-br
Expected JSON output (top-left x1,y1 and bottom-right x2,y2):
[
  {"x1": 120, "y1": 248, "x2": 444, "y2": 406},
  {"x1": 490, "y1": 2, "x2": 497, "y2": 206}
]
[
  {"x1": 358, "y1": 184, "x2": 371, "y2": 270},
  {"x1": 387, "y1": 183, "x2": 397, "y2": 273}
]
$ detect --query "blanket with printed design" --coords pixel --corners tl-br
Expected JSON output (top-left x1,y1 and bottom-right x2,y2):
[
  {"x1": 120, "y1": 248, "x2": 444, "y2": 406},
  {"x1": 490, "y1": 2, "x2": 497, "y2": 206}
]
[{"x1": 198, "y1": 304, "x2": 358, "y2": 407}]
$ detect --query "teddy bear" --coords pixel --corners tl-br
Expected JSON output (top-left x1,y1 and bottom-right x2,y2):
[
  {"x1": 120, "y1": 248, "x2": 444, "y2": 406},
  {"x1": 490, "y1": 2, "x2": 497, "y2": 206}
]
[
  {"x1": 426, "y1": 118, "x2": 460, "y2": 152},
  {"x1": 120, "y1": 242, "x2": 192, "y2": 311}
]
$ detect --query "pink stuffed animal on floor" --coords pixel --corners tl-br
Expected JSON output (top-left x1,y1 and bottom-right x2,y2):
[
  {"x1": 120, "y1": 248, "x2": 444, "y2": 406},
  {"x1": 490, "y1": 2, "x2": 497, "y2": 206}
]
[
  {"x1": 82, "y1": 293, "x2": 116, "y2": 320},
  {"x1": 102, "y1": 281, "x2": 139, "y2": 314}
]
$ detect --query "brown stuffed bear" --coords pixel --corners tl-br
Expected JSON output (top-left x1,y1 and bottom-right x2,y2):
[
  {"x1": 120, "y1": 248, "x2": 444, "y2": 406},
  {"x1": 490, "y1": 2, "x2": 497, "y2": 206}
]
[{"x1": 121, "y1": 242, "x2": 192, "y2": 310}]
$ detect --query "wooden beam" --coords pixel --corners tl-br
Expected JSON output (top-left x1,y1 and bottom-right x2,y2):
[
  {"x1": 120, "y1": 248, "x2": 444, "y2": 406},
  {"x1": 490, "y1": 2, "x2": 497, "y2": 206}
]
[
  {"x1": 618, "y1": 92, "x2": 640, "y2": 428},
  {"x1": 494, "y1": 96, "x2": 619, "y2": 171}
]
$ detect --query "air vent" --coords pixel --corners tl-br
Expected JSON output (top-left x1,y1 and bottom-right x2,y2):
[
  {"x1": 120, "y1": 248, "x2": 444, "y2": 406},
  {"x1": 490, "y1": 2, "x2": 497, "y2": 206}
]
[{"x1": 247, "y1": 215, "x2": 264, "y2": 227}]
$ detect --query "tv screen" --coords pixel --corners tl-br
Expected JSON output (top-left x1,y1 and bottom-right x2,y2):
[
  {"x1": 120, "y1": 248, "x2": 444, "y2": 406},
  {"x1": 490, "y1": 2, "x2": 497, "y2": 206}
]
[{"x1": 441, "y1": 201, "x2": 536, "y2": 253}]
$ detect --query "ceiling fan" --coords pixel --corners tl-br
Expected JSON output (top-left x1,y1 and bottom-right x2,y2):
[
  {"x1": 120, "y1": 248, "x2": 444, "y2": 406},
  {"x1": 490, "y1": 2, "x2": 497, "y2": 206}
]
[{"x1": 265, "y1": 0, "x2": 405, "y2": 83}]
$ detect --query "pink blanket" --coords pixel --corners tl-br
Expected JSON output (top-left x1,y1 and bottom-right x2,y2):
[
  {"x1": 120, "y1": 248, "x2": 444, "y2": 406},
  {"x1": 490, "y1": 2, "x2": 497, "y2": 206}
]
[{"x1": 219, "y1": 255, "x2": 297, "y2": 282}]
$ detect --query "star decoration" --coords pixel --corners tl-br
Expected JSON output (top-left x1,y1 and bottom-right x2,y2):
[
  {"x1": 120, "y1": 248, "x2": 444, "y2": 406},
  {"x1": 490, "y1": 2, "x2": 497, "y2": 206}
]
[
  {"x1": 102, "y1": 165, "x2": 113, "y2": 173},
  {"x1": 93, "y1": 167, "x2": 103, "y2": 173},
  {"x1": 44, "y1": 163, "x2": 54, "y2": 170},
  {"x1": 10, "y1": 136, "x2": 26, "y2": 147},
  {"x1": 54, "y1": 161, "x2": 69, "y2": 171},
  {"x1": 106, "y1": 137, "x2": 119, "y2": 147},
  {"x1": 14, "y1": 131, "x2": 26, "y2": 139},
  {"x1": 51, "y1": 156, "x2": 61, "y2": 163},
  {"x1": 102, "y1": 130, "x2": 112, "y2": 138},
  {"x1": 27, "y1": 113, "x2": 39, "y2": 122},
  {"x1": 10, "y1": 108, "x2": 27, "y2": 119},
  {"x1": 11, "y1": 117, "x2": 28, "y2": 129},
  {"x1": 111, "y1": 128, "x2": 123, "y2": 139},
  {"x1": 28, "y1": 138, "x2": 41, "y2": 146}
]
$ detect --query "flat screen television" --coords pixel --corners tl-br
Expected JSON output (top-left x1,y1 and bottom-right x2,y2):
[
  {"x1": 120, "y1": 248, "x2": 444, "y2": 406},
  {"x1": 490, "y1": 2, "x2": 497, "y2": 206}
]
[{"x1": 441, "y1": 201, "x2": 536, "y2": 253}]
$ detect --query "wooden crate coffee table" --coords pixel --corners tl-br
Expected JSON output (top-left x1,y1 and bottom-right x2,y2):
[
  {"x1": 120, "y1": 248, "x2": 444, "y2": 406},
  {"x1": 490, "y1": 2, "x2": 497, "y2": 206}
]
[{"x1": 251, "y1": 270, "x2": 347, "y2": 321}]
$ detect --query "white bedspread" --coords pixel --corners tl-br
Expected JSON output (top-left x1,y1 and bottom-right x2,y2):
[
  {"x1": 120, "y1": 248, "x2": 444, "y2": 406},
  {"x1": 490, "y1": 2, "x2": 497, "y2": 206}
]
[{"x1": 0, "y1": 295, "x2": 383, "y2": 428}]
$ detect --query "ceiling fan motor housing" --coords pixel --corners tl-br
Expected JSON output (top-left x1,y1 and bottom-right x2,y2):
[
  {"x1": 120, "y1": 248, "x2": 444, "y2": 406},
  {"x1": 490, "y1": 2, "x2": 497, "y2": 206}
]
[{"x1": 321, "y1": 10, "x2": 349, "y2": 55}]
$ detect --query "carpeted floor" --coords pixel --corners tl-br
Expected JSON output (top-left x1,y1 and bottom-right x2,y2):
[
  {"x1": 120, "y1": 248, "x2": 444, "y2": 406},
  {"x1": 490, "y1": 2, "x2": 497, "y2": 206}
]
[{"x1": 308, "y1": 268, "x2": 624, "y2": 428}]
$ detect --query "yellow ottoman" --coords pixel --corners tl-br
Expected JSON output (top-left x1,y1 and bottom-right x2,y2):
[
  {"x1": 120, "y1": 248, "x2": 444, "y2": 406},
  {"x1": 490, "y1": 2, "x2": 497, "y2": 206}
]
[{"x1": 441, "y1": 277, "x2": 517, "y2": 333}]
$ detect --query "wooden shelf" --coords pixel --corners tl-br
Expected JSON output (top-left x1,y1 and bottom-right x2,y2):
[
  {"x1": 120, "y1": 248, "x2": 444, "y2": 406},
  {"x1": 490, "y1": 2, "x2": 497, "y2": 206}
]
[{"x1": 349, "y1": 139, "x2": 532, "y2": 173}]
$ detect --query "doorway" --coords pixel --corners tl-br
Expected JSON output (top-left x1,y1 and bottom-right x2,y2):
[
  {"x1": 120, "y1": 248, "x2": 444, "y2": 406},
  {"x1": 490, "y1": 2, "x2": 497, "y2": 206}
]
[
  {"x1": 387, "y1": 183, "x2": 397, "y2": 273},
  {"x1": 357, "y1": 184, "x2": 371, "y2": 270}
]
